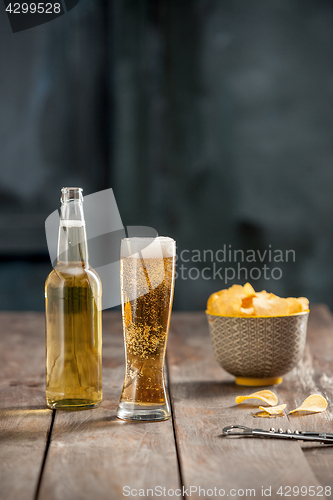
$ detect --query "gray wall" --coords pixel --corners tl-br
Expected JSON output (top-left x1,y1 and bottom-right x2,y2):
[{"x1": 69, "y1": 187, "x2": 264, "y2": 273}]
[
  {"x1": 0, "y1": 0, "x2": 107, "y2": 309},
  {"x1": 0, "y1": 0, "x2": 332, "y2": 310}
]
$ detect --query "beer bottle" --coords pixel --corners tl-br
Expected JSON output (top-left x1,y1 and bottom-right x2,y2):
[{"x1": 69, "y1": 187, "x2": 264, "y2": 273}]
[{"x1": 45, "y1": 187, "x2": 102, "y2": 409}]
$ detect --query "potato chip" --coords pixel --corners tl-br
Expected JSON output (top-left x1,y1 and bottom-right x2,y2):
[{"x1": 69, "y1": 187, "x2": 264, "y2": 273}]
[
  {"x1": 240, "y1": 306, "x2": 254, "y2": 316},
  {"x1": 227, "y1": 284, "x2": 247, "y2": 298},
  {"x1": 257, "y1": 290, "x2": 275, "y2": 299},
  {"x1": 235, "y1": 390, "x2": 278, "y2": 406},
  {"x1": 241, "y1": 295, "x2": 255, "y2": 309},
  {"x1": 289, "y1": 394, "x2": 328, "y2": 414},
  {"x1": 206, "y1": 283, "x2": 309, "y2": 317},
  {"x1": 298, "y1": 297, "x2": 309, "y2": 312},
  {"x1": 253, "y1": 296, "x2": 289, "y2": 317},
  {"x1": 209, "y1": 297, "x2": 242, "y2": 316},
  {"x1": 286, "y1": 298, "x2": 303, "y2": 315},
  {"x1": 207, "y1": 290, "x2": 228, "y2": 311},
  {"x1": 258, "y1": 404, "x2": 286, "y2": 415},
  {"x1": 243, "y1": 282, "x2": 255, "y2": 296}
]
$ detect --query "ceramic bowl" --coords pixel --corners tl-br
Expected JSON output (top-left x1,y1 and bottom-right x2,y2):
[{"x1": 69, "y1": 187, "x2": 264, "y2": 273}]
[{"x1": 206, "y1": 311, "x2": 309, "y2": 386}]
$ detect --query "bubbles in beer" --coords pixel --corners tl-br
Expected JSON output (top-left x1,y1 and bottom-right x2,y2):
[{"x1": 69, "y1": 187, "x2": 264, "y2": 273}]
[{"x1": 120, "y1": 254, "x2": 175, "y2": 405}]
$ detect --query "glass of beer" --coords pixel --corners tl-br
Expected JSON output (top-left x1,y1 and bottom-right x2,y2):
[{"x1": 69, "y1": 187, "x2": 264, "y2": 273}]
[{"x1": 116, "y1": 236, "x2": 176, "y2": 421}]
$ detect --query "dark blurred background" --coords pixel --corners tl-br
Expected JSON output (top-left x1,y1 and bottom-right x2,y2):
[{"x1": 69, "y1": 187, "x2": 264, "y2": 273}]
[{"x1": 0, "y1": 0, "x2": 332, "y2": 311}]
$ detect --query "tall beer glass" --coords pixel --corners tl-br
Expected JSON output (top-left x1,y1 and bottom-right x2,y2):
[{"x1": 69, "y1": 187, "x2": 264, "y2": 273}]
[{"x1": 116, "y1": 237, "x2": 176, "y2": 421}]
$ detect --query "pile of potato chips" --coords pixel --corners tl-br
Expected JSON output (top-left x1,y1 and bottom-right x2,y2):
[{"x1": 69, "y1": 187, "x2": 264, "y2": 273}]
[
  {"x1": 235, "y1": 390, "x2": 327, "y2": 418},
  {"x1": 207, "y1": 283, "x2": 309, "y2": 317}
]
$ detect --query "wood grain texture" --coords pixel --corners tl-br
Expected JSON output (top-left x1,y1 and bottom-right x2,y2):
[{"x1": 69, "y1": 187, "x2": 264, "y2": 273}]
[
  {"x1": 167, "y1": 312, "x2": 322, "y2": 500},
  {"x1": 1, "y1": 307, "x2": 333, "y2": 500},
  {"x1": 278, "y1": 305, "x2": 333, "y2": 488},
  {"x1": 38, "y1": 312, "x2": 180, "y2": 500},
  {"x1": 0, "y1": 312, "x2": 52, "y2": 500}
]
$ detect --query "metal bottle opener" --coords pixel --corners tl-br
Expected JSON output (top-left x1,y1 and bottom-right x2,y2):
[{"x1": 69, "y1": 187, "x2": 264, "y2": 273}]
[{"x1": 222, "y1": 425, "x2": 333, "y2": 444}]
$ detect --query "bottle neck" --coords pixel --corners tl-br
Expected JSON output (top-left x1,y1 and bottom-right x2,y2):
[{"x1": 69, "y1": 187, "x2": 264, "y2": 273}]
[{"x1": 57, "y1": 200, "x2": 89, "y2": 266}]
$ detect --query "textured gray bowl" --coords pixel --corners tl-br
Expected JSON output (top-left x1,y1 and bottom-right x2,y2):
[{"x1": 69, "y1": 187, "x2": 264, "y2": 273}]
[{"x1": 206, "y1": 312, "x2": 309, "y2": 385}]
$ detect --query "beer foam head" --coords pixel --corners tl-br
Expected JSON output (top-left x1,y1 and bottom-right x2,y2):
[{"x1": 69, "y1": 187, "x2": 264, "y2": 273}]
[{"x1": 121, "y1": 237, "x2": 176, "y2": 259}]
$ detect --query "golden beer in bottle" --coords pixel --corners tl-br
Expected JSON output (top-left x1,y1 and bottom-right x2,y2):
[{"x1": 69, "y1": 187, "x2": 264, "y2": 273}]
[
  {"x1": 45, "y1": 188, "x2": 102, "y2": 410},
  {"x1": 117, "y1": 237, "x2": 176, "y2": 421}
]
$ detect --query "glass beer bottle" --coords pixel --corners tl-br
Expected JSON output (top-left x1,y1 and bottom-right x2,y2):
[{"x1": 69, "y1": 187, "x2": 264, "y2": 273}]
[{"x1": 45, "y1": 187, "x2": 102, "y2": 410}]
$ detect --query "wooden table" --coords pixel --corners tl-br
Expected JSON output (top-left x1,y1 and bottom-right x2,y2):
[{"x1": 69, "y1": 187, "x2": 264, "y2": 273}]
[{"x1": 0, "y1": 306, "x2": 333, "y2": 500}]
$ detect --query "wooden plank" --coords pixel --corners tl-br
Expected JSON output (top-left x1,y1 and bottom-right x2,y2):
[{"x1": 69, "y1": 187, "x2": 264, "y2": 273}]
[
  {"x1": 277, "y1": 305, "x2": 333, "y2": 489},
  {"x1": 2, "y1": 308, "x2": 332, "y2": 500},
  {"x1": 38, "y1": 312, "x2": 180, "y2": 500},
  {"x1": 167, "y1": 312, "x2": 321, "y2": 500},
  {"x1": 0, "y1": 312, "x2": 53, "y2": 500}
]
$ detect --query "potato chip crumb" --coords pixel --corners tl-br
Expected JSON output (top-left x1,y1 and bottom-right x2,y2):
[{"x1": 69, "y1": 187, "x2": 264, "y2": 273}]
[
  {"x1": 258, "y1": 404, "x2": 286, "y2": 415},
  {"x1": 253, "y1": 411, "x2": 284, "y2": 418}
]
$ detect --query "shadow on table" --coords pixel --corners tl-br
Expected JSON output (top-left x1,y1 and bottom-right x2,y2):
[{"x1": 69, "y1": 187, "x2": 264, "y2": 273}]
[
  {"x1": 169, "y1": 380, "x2": 257, "y2": 403},
  {"x1": 56, "y1": 411, "x2": 170, "y2": 435}
]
